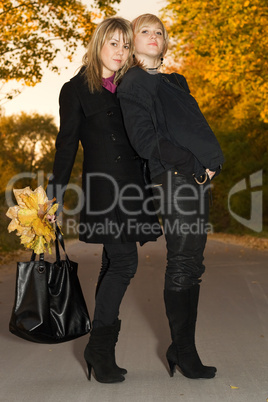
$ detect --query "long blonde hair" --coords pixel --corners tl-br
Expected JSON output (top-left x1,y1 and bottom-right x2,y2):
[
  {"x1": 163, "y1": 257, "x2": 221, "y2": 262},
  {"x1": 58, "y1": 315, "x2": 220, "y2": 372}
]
[
  {"x1": 82, "y1": 17, "x2": 133, "y2": 93},
  {"x1": 132, "y1": 14, "x2": 169, "y2": 59}
]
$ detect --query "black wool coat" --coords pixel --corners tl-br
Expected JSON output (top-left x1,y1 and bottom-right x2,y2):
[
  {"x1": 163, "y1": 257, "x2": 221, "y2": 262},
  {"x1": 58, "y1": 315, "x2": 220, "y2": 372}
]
[{"x1": 47, "y1": 68, "x2": 162, "y2": 244}]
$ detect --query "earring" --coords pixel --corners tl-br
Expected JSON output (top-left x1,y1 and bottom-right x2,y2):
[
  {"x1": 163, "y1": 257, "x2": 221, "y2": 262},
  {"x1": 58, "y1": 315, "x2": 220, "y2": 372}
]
[{"x1": 160, "y1": 57, "x2": 164, "y2": 66}]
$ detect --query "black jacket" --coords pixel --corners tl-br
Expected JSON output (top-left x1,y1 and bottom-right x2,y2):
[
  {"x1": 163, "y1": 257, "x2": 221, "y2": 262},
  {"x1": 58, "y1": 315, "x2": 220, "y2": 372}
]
[
  {"x1": 117, "y1": 66, "x2": 224, "y2": 178},
  {"x1": 47, "y1": 68, "x2": 162, "y2": 244}
]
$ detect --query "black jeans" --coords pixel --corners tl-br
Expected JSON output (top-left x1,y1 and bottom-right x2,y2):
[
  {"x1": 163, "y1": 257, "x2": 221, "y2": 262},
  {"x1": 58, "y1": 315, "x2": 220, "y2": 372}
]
[
  {"x1": 152, "y1": 169, "x2": 211, "y2": 291},
  {"x1": 93, "y1": 242, "x2": 138, "y2": 328}
]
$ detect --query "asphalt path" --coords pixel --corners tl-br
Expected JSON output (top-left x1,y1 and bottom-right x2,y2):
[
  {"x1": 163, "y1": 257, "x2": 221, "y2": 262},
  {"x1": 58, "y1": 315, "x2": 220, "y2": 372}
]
[{"x1": 0, "y1": 236, "x2": 267, "y2": 402}]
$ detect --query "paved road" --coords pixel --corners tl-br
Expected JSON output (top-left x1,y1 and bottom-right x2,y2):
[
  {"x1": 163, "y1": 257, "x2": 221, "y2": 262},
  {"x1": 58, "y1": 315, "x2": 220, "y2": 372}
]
[{"x1": 0, "y1": 236, "x2": 267, "y2": 402}]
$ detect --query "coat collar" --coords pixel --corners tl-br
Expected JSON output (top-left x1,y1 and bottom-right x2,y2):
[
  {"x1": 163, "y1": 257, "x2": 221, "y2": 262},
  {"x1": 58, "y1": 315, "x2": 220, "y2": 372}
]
[{"x1": 70, "y1": 68, "x2": 118, "y2": 117}]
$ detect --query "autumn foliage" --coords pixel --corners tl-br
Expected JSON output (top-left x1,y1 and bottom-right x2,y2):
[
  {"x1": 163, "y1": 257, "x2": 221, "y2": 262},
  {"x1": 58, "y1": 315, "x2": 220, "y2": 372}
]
[
  {"x1": 0, "y1": 0, "x2": 120, "y2": 103},
  {"x1": 6, "y1": 186, "x2": 59, "y2": 254},
  {"x1": 161, "y1": 0, "x2": 267, "y2": 234},
  {"x1": 161, "y1": 0, "x2": 268, "y2": 125}
]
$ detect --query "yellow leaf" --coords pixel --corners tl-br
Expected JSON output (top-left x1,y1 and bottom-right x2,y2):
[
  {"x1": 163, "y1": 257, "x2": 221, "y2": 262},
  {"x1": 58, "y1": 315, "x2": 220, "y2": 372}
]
[
  {"x1": 47, "y1": 203, "x2": 58, "y2": 216},
  {"x1": 230, "y1": 385, "x2": 239, "y2": 389},
  {"x1": 44, "y1": 230, "x2": 56, "y2": 244},
  {"x1": 16, "y1": 226, "x2": 33, "y2": 236},
  {"x1": 34, "y1": 186, "x2": 49, "y2": 205},
  {"x1": 38, "y1": 201, "x2": 55, "y2": 218},
  {"x1": 244, "y1": 0, "x2": 250, "y2": 6},
  {"x1": 20, "y1": 193, "x2": 39, "y2": 211},
  {"x1": 29, "y1": 236, "x2": 46, "y2": 254},
  {"x1": 46, "y1": 243, "x2": 53, "y2": 255},
  {"x1": 7, "y1": 186, "x2": 58, "y2": 254},
  {"x1": 32, "y1": 218, "x2": 50, "y2": 237},
  {"x1": 6, "y1": 205, "x2": 19, "y2": 220},
  {"x1": 20, "y1": 232, "x2": 35, "y2": 245},
  {"x1": 7, "y1": 218, "x2": 22, "y2": 233},
  {"x1": 18, "y1": 208, "x2": 37, "y2": 226},
  {"x1": 13, "y1": 187, "x2": 33, "y2": 207},
  {"x1": 37, "y1": 204, "x2": 47, "y2": 219}
]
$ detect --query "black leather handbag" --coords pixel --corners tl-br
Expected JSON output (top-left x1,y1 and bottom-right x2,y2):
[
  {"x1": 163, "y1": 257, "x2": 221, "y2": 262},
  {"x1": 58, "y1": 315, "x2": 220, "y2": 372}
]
[{"x1": 9, "y1": 228, "x2": 91, "y2": 343}]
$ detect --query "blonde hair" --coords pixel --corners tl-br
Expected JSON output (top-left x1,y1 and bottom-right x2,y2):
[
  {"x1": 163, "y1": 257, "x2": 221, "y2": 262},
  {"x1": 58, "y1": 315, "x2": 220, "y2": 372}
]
[
  {"x1": 82, "y1": 17, "x2": 133, "y2": 93},
  {"x1": 132, "y1": 14, "x2": 169, "y2": 57}
]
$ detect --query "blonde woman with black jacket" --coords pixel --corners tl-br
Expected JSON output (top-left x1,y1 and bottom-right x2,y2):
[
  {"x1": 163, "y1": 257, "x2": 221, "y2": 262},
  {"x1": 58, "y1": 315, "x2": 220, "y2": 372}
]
[
  {"x1": 48, "y1": 17, "x2": 161, "y2": 384},
  {"x1": 118, "y1": 13, "x2": 224, "y2": 380}
]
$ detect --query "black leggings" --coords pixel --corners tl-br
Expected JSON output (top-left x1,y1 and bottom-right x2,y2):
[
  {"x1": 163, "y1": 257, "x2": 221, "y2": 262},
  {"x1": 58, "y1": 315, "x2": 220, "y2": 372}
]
[{"x1": 93, "y1": 242, "x2": 138, "y2": 328}]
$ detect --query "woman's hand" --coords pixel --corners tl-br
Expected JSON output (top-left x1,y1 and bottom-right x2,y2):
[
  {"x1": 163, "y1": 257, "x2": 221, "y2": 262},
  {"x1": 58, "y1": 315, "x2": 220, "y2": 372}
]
[
  {"x1": 206, "y1": 169, "x2": 216, "y2": 180},
  {"x1": 46, "y1": 214, "x2": 56, "y2": 223}
]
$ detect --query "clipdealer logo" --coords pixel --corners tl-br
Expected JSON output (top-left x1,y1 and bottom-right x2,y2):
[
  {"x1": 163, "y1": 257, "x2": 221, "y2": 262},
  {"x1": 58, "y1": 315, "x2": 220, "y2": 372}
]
[
  {"x1": 5, "y1": 169, "x2": 264, "y2": 233},
  {"x1": 228, "y1": 170, "x2": 263, "y2": 232}
]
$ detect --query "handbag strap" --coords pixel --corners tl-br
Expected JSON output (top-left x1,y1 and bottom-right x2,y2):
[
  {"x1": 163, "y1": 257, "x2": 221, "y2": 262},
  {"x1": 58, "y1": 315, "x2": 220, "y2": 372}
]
[
  {"x1": 55, "y1": 232, "x2": 60, "y2": 262},
  {"x1": 30, "y1": 251, "x2": 44, "y2": 262},
  {"x1": 30, "y1": 251, "x2": 45, "y2": 273},
  {"x1": 55, "y1": 224, "x2": 71, "y2": 266}
]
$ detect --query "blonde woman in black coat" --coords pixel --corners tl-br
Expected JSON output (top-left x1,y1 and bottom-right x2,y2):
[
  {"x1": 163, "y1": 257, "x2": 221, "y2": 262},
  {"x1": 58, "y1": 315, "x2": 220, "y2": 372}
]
[
  {"x1": 47, "y1": 17, "x2": 161, "y2": 384},
  {"x1": 118, "y1": 14, "x2": 224, "y2": 380}
]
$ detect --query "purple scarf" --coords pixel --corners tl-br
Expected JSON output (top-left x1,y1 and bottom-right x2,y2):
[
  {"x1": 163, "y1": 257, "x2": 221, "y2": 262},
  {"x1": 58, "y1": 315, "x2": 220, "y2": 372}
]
[{"x1": 102, "y1": 74, "x2": 117, "y2": 93}]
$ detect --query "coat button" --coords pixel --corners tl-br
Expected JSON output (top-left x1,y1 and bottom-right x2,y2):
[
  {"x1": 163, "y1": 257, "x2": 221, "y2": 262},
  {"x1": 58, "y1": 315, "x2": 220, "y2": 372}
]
[
  {"x1": 107, "y1": 111, "x2": 114, "y2": 116},
  {"x1": 115, "y1": 156, "x2": 121, "y2": 162},
  {"x1": 110, "y1": 134, "x2": 116, "y2": 141}
]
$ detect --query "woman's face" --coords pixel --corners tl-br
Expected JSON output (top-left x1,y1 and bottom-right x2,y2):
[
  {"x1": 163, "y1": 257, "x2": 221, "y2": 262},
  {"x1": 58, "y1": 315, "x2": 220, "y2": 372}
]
[
  {"x1": 100, "y1": 29, "x2": 130, "y2": 78},
  {"x1": 134, "y1": 22, "x2": 165, "y2": 65}
]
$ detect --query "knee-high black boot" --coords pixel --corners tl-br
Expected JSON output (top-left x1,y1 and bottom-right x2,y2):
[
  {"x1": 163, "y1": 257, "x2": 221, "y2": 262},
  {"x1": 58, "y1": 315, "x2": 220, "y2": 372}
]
[
  {"x1": 112, "y1": 319, "x2": 127, "y2": 375},
  {"x1": 164, "y1": 285, "x2": 216, "y2": 379},
  {"x1": 84, "y1": 321, "x2": 126, "y2": 383}
]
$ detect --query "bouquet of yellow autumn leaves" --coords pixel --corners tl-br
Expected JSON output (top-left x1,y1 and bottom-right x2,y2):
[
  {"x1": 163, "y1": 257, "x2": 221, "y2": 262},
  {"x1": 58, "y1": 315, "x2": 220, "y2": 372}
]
[{"x1": 6, "y1": 186, "x2": 59, "y2": 255}]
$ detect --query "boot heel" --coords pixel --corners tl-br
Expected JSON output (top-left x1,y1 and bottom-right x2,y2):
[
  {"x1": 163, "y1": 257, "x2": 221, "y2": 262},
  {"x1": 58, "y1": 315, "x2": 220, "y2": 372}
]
[
  {"x1": 167, "y1": 358, "x2": 176, "y2": 377},
  {"x1": 84, "y1": 323, "x2": 126, "y2": 384},
  {"x1": 86, "y1": 361, "x2": 92, "y2": 381}
]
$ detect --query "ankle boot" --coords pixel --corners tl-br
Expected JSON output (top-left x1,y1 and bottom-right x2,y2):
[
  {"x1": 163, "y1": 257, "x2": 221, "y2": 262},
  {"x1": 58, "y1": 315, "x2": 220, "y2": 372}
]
[
  {"x1": 84, "y1": 324, "x2": 125, "y2": 383},
  {"x1": 164, "y1": 285, "x2": 216, "y2": 379}
]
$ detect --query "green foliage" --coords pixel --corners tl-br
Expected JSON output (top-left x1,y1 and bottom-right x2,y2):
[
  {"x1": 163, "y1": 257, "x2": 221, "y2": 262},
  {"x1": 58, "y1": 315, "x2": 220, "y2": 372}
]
[
  {"x1": 209, "y1": 127, "x2": 267, "y2": 234},
  {"x1": 0, "y1": 112, "x2": 57, "y2": 193},
  {"x1": 0, "y1": 110, "x2": 84, "y2": 201}
]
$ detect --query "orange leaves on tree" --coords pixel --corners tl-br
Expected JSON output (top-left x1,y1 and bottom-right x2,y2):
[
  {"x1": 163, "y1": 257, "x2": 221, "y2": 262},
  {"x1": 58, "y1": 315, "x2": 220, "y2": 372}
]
[{"x1": 161, "y1": 0, "x2": 268, "y2": 126}]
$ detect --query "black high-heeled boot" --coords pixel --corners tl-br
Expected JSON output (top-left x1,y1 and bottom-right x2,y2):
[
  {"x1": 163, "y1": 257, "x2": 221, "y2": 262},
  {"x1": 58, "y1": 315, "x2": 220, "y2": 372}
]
[
  {"x1": 112, "y1": 320, "x2": 127, "y2": 375},
  {"x1": 164, "y1": 285, "x2": 217, "y2": 379},
  {"x1": 84, "y1": 324, "x2": 125, "y2": 383}
]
